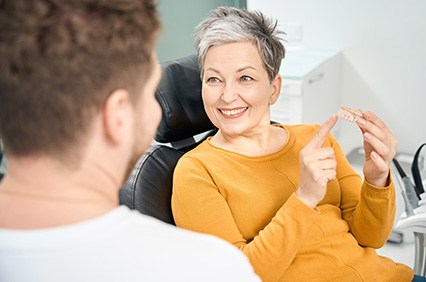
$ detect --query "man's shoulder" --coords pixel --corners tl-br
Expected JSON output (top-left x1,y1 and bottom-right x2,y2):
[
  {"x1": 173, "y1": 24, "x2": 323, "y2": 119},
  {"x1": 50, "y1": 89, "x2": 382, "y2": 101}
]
[
  {"x1": 121, "y1": 208, "x2": 261, "y2": 281},
  {"x1": 125, "y1": 207, "x2": 236, "y2": 252},
  {"x1": 0, "y1": 206, "x2": 260, "y2": 282}
]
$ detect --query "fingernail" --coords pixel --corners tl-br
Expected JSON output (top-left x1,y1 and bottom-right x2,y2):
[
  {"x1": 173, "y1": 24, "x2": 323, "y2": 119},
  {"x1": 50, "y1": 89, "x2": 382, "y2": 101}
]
[
  {"x1": 357, "y1": 118, "x2": 366, "y2": 126},
  {"x1": 371, "y1": 151, "x2": 378, "y2": 159},
  {"x1": 364, "y1": 132, "x2": 371, "y2": 140}
]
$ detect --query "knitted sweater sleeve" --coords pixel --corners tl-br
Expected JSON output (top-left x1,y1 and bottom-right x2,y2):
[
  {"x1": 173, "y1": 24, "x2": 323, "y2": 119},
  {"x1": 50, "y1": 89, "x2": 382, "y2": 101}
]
[
  {"x1": 331, "y1": 135, "x2": 396, "y2": 248},
  {"x1": 172, "y1": 156, "x2": 319, "y2": 282}
]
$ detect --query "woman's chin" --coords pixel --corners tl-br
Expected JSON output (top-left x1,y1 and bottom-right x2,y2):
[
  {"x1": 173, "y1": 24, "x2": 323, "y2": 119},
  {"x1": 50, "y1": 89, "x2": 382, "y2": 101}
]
[{"x1": 219, "y1": 124, "x2": 247, "y2": 137}]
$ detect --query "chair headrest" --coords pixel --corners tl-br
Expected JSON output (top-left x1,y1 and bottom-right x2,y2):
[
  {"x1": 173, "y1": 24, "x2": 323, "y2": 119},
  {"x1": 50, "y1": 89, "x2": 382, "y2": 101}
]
[{"x1": 155, "y1": 54, "x2": 215, "y2": 143}]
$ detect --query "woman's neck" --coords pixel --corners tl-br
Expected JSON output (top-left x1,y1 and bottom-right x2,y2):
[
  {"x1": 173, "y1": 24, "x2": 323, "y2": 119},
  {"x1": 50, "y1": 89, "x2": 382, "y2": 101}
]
[{"x1": 211, "y1": 124, "x2": 288, "y2": 157}]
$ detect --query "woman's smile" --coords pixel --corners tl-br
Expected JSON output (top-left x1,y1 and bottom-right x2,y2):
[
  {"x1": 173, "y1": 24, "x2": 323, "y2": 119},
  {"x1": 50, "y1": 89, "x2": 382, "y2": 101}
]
[{"x1": 219, "y1": 107, "x2": 248, "y2": 118}]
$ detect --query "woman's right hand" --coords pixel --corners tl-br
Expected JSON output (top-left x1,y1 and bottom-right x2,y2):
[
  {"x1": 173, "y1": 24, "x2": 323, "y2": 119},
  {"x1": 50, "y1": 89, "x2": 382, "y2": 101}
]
[{"x1": 295, "y1": 115, "x2": 338, "y2": 208}]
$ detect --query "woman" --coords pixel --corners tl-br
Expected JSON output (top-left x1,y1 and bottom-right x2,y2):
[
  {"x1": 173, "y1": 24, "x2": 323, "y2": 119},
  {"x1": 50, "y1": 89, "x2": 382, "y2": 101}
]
[{"x1": 172, "y1": 6, "x2": 418, "y2": 282}]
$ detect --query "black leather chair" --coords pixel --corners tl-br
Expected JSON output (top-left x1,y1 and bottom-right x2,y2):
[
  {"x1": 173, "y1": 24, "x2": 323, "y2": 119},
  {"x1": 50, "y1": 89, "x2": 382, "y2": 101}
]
[
  {"x1": 119, "y1": 54, "x2": 217, "y2": 225},
  {"x1": 0, "y1": 142, "x2": 4, "y2": 182}
]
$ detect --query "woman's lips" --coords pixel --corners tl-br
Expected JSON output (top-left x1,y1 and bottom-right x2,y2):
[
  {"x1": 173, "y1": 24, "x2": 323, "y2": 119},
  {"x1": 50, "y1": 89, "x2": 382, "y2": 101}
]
[{"x1": 219, "y1": 107, "x2": 248, "y2": 118}]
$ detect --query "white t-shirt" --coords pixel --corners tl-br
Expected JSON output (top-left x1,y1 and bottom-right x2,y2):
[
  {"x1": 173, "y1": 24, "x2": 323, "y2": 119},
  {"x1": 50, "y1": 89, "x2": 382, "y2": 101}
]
[{"x1": 0, "y1": 206, "x2": 260, "y2": 282}]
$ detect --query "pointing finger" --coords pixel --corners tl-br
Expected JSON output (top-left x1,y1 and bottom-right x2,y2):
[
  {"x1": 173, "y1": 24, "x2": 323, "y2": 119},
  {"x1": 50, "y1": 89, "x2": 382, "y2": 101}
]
[{"x1": 305, "y1": 115, "x2": 338, "y2": 150}]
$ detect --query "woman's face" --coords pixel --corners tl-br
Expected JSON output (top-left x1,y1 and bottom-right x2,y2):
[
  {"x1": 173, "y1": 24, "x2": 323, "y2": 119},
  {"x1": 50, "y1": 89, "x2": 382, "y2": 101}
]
[{"x1": 202, "y1": 41, "x2": 281, "y2": 138}]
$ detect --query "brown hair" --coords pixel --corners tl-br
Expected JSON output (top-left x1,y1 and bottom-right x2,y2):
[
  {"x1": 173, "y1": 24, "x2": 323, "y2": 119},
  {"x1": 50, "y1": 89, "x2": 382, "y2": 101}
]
[{"x1": 0, "y1": 0, "x2": 161, "y2": 159}]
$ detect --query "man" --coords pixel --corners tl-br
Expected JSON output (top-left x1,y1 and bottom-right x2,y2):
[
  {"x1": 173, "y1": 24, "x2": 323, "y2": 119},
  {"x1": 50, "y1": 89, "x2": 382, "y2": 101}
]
[{"x1": 0, "y1": 1, "x2": 260, "y2": 281}]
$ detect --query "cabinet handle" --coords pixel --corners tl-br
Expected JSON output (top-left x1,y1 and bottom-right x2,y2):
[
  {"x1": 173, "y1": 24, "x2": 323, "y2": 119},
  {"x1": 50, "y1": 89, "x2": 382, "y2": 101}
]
[{"x1": 308, "y1": 72, "x2": 324, "y2": 84}]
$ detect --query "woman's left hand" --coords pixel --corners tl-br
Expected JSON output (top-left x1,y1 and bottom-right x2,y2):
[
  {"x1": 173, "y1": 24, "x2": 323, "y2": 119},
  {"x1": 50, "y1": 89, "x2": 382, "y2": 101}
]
[{"x1": 357, "y1": 111, "x2": 397, "y2": 187}]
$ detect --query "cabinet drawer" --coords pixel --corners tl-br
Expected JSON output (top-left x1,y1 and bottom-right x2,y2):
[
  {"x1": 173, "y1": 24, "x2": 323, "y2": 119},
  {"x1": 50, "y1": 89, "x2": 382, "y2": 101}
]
[
  {"x1": 274, "y1": 94, "x2": 302, "y2": 114},
  {"x1": 281, "y1": 79, "x2": 302, "y2": 96},
  {"x1": 270, "y1": 111, "x2": 302, "y2": 125}
]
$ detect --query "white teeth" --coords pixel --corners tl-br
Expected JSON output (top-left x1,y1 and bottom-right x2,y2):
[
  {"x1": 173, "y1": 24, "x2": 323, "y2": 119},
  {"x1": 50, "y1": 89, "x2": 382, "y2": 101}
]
[
  {"x1": 336, "y1": 105, "x2": 363, "y2": 122},
  {"x1": 220, "y1": 107, "x2": 248, "y2": 116}
]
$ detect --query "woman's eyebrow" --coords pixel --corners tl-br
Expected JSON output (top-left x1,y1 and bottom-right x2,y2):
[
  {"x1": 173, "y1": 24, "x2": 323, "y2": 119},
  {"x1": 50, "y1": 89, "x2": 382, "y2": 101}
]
[
  {"x1": 236, "y1": 66, "x2": 257, "y2": 72},
  {"x1": 205, "y1": 67, "x2": 221, "y2": 74},
  {"x1": 205, "y1": 66, "x2": 257, "y2": 74}
]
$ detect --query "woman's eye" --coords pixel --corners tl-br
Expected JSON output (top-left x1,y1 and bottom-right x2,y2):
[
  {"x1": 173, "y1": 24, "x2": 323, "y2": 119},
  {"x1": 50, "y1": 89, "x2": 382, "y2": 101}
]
[
  {"x1": 206, "y1": 77, "x2": 220, "y2": 83},
  {"x1": 240, "y1": 75, "x2": 253, "y2": 82}
]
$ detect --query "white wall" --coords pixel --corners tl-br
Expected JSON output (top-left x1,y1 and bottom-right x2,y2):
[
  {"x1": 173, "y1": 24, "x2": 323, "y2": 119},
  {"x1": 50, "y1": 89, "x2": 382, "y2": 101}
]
[{"x1": 248, "y1": 0, "x2": 426, "y2": 155}]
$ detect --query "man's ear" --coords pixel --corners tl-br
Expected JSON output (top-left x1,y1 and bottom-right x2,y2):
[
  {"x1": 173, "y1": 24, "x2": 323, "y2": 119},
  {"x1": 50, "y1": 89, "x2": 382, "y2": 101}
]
[
  {"x1": 102, "y1": 89, "x2": 132, "y2": 145},
  {"x1": 269, "y1": 74, "x2": 282, "y2": 105}
]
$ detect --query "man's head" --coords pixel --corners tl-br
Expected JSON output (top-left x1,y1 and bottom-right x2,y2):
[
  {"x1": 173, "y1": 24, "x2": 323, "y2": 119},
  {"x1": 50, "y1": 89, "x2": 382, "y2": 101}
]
[{"x1": 0, "y1": 0, "x2": 161, "y2": 166}]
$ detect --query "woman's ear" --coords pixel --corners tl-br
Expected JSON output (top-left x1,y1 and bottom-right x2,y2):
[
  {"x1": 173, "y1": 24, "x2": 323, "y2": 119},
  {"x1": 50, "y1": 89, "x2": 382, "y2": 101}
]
[
  {"x1": 102, "y1": 89, "x2": 132, "y2": 145},
  {"x1": 269, "y1": 74, "x2": 282, "y2": 105}
]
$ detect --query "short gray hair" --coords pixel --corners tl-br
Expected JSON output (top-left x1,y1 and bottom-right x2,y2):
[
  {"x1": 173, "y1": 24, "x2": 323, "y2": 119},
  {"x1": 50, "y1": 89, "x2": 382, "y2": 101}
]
[{"x1": 195, "y1": 6, "x2": 285, "y2": 81}]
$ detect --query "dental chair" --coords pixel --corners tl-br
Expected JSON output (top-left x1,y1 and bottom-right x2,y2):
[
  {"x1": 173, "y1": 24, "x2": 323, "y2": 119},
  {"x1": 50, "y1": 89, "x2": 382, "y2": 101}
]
[
  {"x1": 0, "y1": 142, "x2": 4, "y2": 182},
  {"x1": 119, "y1": 54, "x2": 216, "y2": 225}
]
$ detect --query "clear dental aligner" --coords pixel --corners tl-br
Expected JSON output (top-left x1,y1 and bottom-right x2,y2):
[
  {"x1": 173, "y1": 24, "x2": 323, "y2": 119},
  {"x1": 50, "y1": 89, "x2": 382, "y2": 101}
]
[{"x1": 337, "y1": 105, "x2": 363, "y2": 122}]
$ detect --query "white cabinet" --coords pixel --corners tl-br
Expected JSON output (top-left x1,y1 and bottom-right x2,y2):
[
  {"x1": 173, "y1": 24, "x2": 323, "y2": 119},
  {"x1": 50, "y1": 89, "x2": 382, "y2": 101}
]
[{"x1": 271, "y1": 49, "x2": 341, "y2": 130}]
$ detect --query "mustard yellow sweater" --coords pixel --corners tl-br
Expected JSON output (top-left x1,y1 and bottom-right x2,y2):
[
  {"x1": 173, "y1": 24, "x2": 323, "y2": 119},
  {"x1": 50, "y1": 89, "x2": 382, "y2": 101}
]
[{"x1": 172, "y1": 124, "x2": 413, "y2": 282}]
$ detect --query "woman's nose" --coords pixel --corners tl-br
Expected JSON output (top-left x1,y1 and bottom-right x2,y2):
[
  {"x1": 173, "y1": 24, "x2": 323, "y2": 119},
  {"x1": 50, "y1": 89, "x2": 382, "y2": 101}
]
[{"x1": 221, "y1": 82, "x2": 238, "y2": 103}]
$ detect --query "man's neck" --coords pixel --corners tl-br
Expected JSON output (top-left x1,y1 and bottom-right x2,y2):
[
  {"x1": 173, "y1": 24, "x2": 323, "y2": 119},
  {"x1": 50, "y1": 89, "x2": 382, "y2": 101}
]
[{"x1": 0, "y1": 155, "x2": 121, "y2": 229}]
